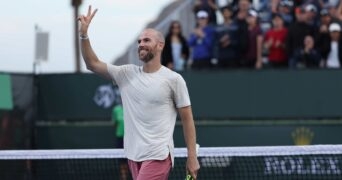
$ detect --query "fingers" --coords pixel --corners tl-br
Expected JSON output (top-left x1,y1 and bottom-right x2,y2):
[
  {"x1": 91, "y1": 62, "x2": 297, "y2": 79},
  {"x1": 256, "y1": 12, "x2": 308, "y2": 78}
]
[
  {"x1": 87, "y1": 5, "x2": 92, "y2": 17},
  {"x1": 186, "y1": 168, "x2": 198, "y2": 180},
  {"x1": 189, "y1": 170, "x2": 198, "y2": 180},
  {"x1": 90, "y1": 8, "x2": 98, "y2": 19},
  {"x1": 77, "y1": 15, "x2": 86, "y2": 24},
  {"x1": 77, "y1": 5, "x2": 97, "y2": 22}
]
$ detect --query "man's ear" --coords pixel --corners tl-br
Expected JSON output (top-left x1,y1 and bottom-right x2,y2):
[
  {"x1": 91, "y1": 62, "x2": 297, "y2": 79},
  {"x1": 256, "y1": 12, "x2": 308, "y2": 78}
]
[{"x1": 158, "y1": 42, "x2": 165, "y2": 50}]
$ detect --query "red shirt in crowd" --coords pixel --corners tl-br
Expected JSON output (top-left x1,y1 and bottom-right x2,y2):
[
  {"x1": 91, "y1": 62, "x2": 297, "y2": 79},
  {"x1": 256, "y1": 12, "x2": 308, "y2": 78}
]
[{"x1": 264, "y1": 28, "x2": 288, "y2": 62}]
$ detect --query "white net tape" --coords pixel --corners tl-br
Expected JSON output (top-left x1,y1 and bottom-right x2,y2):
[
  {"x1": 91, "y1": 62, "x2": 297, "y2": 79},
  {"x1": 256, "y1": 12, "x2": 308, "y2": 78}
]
[{"x1": 0, "y1": 145, "x2": 342, "y2": 160}]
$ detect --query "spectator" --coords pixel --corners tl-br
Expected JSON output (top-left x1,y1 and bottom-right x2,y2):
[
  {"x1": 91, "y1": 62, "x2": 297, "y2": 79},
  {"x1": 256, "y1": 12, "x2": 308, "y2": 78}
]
[
  {"x1": 162, "y1": 21, "x2": 190, "y2": 71},
  {"x1": 278, "y1": 0, "x2": 295, "y2": 26},
  {"x1": 235, "y1": 0, "x2": 251, "y2": 20},
  {"x1": 286, "y1": 7, "x2": 316, "y2": 61},
  {"x1": 320, "y1": 8, "x2": 333, "y2": 29},
  {"x1": 231, "y1": 0, "x2": 252, "y2": 8},
  {"x1": 214, "y1": 5, "x2": 248, "y2": 68},
  {"x1": 290, "y1": 35, "x2": 321, "y2": 68},
  {"x1": 326, "y1": 2, "x2": 342, "y2": 21},
  {"x1": 304, "y1": 4, "x2": 319, "y2": 27},
  {"x1": 264, "y1": 14, "x2": 288, "y2": 68},
  {"x1": 320, "y1": 0, "x2": 340, "y2": 9},
  {"x1": 242, "y1": 9, "x2": 264, "y2": 68},
  {"x1": 188, "y1": 10, "x2": 215, "y2": 69},
  {"x1": 234, "y1": 0, "x2": 250, "y2": 55},
  {"x1": 320, "y1": 23, "x2": 342, "y2": 68},
  {"x1": 193, "y1": 0, "x2": 218, "y2": 25},
  {"x1": 316, "y1": 8, "x2": 332, "y2": 49}
]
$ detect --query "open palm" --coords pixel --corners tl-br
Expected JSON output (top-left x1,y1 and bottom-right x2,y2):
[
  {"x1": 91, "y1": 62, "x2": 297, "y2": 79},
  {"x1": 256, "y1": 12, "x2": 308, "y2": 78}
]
[{"x1": 78, "y1": 5, "x2": 97, "y2": 35}]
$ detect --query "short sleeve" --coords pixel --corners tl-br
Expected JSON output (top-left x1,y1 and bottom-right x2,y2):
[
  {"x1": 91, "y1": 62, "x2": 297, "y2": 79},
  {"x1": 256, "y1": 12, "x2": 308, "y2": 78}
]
[
  {"x1": 173, "y1": 75, "x2": 191, "y2": 108},
  {"x1": 107, "y1": 64, "x2": 133, "y2": 86}
]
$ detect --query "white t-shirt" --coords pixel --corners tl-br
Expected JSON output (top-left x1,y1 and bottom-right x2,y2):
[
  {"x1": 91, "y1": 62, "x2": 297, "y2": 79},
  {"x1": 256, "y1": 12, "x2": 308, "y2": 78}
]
[
  {"x1": 107, "y1": 64, "x2": 191, "y2": 165},
  {"x1": 327, "y1": 41, "x2": 340, "y2": 68}
]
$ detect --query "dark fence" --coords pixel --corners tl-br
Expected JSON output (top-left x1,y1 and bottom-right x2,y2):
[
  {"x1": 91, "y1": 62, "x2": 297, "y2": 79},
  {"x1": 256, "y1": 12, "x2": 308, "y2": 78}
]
[
  {"x1": 183, "y1": 69, "x2": 342, "y2": 119},
  {"x1": 35, "y1": 69, "x2": 342, "y2": 120}
]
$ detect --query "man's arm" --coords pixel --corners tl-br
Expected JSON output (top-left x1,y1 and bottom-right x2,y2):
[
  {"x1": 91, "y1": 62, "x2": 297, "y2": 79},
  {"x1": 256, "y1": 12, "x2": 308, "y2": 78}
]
[
  {"x1": 178, "y1": 106, "x2": 200, "y2": 180},
  {"x1": 78, "y1": 5, "x2": 111, "y2": 79}
]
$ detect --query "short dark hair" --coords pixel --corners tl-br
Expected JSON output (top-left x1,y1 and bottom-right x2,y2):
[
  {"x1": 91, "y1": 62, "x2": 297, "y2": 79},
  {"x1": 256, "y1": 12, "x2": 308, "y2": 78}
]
[
  {"x1": 220, "y1": 5, "x2": 233, "y2": 13},
  {"x1": 272, "y1": 13, "x2": 283, "y2": 20}
]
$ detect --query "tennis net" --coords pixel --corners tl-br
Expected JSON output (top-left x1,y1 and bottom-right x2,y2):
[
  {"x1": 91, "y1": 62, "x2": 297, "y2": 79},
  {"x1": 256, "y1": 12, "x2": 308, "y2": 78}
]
[{"x1": 0, "y1": 145, "x2": 342, "y2": 180}]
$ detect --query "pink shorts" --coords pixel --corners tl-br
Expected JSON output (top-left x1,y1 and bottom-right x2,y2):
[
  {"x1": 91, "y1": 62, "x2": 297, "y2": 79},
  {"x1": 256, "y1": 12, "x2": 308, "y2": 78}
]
[{"x1": 128, "y1": 155, "x2": 172, "y2": 180}]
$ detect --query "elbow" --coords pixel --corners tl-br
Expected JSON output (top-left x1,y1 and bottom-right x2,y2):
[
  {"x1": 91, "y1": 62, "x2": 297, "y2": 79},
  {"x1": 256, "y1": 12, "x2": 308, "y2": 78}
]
[
  {"x1": 86, "y1": 65, "x2": 92, "y2": 71},
  {"x1": 86, "y1": 63, "x2": 95, "y2": 71}
]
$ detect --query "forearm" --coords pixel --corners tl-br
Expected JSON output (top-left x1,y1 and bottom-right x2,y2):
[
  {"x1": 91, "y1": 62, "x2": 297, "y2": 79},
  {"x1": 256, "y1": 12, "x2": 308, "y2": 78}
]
[
  {"x1": 257, "y1": 36, "x2": 263, "y2": 60},
  {"x1": 80, "y1": 37, "x2": 101, "y2": 71},
  {"x1": 180, "y1": 108, "x2": 197, "y2": 157}
]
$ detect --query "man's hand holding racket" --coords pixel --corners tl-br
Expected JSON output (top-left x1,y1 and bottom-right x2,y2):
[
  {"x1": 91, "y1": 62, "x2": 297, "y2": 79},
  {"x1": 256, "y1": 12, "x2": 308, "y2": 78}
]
[{"x1": 186, "y1": 144, "x2": 200, "y2": 180}]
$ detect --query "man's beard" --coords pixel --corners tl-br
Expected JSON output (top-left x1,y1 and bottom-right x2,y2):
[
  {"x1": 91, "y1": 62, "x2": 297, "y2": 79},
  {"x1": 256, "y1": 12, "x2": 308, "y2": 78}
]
[{"x1": 138, "y1": 46, "x2": 156, "y2": 63}]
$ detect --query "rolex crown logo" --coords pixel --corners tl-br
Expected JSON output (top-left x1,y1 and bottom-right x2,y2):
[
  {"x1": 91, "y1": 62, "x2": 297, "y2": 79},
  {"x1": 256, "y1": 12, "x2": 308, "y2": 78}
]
[{"x1": 292, "y1": 127, "x2": 314, "y2": 145}]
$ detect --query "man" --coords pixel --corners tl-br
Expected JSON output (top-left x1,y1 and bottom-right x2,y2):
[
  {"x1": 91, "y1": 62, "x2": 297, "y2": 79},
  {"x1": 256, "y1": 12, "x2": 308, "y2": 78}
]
[
  {"x1": 286, "y1": 6, "x2": 316, "y2": 62},
  {"x1": 214, "y1": 5, "x2": 248, "y2": 68},
  {"x1": 188, "y1": 10, "x2": 214, "y2": 69},
  {"x1": 78, "y1": 6, "x2": 200, "y2": 180}
]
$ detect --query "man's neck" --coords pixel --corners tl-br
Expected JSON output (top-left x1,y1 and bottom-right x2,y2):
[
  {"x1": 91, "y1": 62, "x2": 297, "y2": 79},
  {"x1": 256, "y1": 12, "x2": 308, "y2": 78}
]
[{"x1": 143, "y1": 58, "x2": 162, "y2": 73}]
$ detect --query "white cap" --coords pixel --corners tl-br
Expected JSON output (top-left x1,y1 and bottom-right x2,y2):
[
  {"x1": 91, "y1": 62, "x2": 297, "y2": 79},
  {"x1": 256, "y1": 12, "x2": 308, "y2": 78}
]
[
  {"x1": 196, "y1": 10, "x2": 208, "y2": 18},
  {"x1": 329, "y1": 23, "x2": 341, "y2": 32},
  {"x1": 248, "y1": 9, "x2": 258, "y2": 17},
  {"x1": 305, "y1": 4, "x2": 317, "y2": 12}
]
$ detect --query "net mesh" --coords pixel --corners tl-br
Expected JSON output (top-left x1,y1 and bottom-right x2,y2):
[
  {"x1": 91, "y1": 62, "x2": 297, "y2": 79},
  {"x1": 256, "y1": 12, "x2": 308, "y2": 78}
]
[{"x1": 0, "y1": 145, "x2": 342, "y2": 180}]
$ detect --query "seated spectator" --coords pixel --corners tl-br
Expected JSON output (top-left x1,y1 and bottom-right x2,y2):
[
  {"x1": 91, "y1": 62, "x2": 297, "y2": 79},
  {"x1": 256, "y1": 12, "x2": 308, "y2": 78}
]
[
  {"x1": 290, "y1": 35, "x2": 321, "y2": 68},
  {"x1": 162, "y1": 21, "x2": 190, "y2": 71},
  {"x1": 320, "y1": 23, "x2": 342, "y2": 68},
  {"x1": 278, "y1": 0, "x2": 295, "y2": 26},
  {"x1": 242, "y1": 9, "x2": 264, "y2": 69},
  {"x1": 264, "y1": 14, "x2": 288, "y2": 68},
  {"x1": 214, "y1": 5, "x2": 248, "y2": 68},
  {"x1": 193, "y1": 0, "x2": 218, "y2": 25},
  {"x1": 188, "y1": 10, "x2": 215, "y2": 69}
]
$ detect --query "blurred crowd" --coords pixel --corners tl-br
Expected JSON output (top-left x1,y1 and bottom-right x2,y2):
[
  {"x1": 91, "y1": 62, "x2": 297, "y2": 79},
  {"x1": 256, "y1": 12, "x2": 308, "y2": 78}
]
[{"x1": 161, "y1": 0, "x2": 342, "y2": 71}]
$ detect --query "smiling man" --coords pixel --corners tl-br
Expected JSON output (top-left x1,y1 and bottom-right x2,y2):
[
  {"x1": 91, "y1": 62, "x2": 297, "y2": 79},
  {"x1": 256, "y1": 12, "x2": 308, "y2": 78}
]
[{"x1": 78, "y1": 6, "x2": 200, "y2": 180}]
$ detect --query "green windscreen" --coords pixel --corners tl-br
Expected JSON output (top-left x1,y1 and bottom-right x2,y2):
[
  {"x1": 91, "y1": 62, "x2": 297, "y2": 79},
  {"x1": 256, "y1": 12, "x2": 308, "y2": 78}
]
[{"x1": 0, "y1": 74, "x2": 13, "y2": 110}]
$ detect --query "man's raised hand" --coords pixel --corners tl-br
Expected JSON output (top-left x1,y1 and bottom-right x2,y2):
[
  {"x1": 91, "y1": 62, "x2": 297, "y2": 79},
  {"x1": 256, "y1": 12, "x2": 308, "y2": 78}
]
[{"x1": 78, "y1": 5, "x2": 98, "y2": 35}]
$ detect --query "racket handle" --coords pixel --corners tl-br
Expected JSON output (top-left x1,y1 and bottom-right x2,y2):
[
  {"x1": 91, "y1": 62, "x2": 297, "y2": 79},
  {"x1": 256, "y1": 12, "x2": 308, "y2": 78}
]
[{"x1": 185, "y1": 174, "x2": 194, "y2": 180}]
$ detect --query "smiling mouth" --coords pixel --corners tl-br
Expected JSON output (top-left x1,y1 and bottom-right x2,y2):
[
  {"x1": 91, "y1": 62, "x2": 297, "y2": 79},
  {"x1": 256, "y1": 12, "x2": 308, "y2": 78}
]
[{"x1": 139, "y1": 49, "x2": 149, "y2": 54}]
